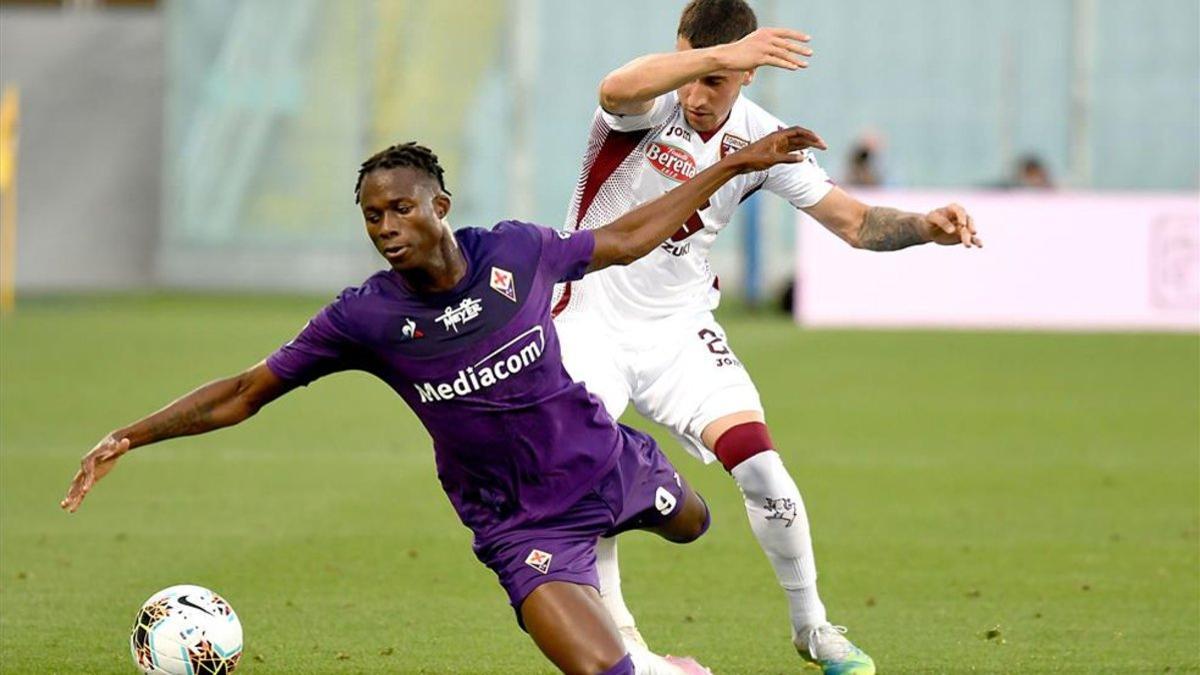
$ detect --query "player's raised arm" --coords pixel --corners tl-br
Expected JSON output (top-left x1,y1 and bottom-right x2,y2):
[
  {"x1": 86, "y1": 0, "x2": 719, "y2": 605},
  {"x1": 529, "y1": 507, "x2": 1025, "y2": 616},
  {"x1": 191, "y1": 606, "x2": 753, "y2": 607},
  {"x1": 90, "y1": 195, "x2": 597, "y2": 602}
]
[
  {"x1": 60, "y1": 362, "x2": 291, "y2": 513},
  {"x1": 804, "y1": 187, "x2": 983, "y2": 250},
  {"x1": 588, "y1": 126, "x2": 826, "y2": 272},
  {"x1": 599, "y1": 27, "x2": 811, "y2": 115}
]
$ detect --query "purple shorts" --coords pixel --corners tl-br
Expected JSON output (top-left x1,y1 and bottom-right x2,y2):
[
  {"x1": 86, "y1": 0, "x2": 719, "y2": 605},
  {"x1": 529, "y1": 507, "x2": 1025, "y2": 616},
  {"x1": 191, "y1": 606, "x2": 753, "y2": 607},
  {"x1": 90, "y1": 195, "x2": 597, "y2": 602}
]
[{"x1": 475, "y1": 431, "x2": 686, "y2": 623}]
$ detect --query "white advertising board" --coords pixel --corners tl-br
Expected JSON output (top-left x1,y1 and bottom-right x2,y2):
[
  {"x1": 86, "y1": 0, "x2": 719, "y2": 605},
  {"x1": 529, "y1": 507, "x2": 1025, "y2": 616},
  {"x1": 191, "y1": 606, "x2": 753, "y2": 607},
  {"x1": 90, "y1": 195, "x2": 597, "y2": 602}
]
[{"x1": 795, "y1": 191, "x2": 1199, "y2": 331}]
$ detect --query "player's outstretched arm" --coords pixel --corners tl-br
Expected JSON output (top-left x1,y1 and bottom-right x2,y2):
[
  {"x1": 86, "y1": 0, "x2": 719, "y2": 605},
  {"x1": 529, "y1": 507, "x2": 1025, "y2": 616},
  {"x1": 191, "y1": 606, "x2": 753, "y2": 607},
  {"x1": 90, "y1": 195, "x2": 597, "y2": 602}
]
[
  {"x1": 804, "y1": 187, "x2": 983, "y2": 251},
  {"x1": 60, "y1": 362, "x2": 291, "y2": 513},
  {"x1": 589, "y1": 126, "x2": 826, "y2": 272},
  {"x1": 599, "y1": 27, "x2": 812, "y2": 115}
]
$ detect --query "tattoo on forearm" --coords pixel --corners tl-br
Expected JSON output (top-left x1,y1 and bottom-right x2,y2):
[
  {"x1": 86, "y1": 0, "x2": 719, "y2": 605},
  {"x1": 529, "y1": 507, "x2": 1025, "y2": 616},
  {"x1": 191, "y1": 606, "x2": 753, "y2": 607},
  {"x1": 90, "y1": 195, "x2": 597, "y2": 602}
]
[
  {"x1": 858, "y1": 207, "x2": 926, "y2": 251},
  {"x1": 145, "y1": 401, "x2": 215, "y2": 441}
]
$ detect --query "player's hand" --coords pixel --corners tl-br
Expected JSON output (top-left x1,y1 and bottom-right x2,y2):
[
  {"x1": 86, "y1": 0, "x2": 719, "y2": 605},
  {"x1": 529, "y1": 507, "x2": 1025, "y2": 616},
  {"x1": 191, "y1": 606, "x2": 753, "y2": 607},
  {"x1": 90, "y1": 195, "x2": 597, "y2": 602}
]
[
  {"x1": 717, "y1": 27, "x2": 813, "y2": 71},
  {"x1": 60, "y1": 434, "x2": 131, "y2": 513},
  {"x1": 923, "y1": 204, "x2": 982, "y2": 248},
  {"x1": 728, "y1": 126, "x2": 827, "y2": 173}
]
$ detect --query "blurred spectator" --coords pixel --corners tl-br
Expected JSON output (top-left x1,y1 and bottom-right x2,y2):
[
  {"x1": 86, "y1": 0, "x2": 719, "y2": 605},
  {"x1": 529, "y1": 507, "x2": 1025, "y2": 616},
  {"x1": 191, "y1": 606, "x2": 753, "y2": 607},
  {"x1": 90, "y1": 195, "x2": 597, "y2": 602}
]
[
  {"x1": 1013, "y1": 154, "x2": 1054, "y2": 189},
  {"x1": 846, "y1": 145, "x2": 881, "y2": 187},
  {"x1": 779, "y1": 279, "x2": 796, "y2": 316},
  {"x1": 844, "y1": 132, "x2": 886, "y2": 187}
]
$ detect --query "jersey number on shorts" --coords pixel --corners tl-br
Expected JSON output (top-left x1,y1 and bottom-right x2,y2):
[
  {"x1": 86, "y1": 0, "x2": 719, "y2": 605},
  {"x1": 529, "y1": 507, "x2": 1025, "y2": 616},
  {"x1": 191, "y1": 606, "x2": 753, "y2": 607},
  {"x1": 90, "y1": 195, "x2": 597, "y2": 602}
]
[{"x1": 655, "y1": 486, "x2": 678, "y2": 516}]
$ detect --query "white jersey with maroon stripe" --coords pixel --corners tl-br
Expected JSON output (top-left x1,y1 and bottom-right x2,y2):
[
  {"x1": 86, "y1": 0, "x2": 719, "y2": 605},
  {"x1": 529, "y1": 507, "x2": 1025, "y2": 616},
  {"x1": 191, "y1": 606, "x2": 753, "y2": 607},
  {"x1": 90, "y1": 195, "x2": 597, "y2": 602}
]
[{"x1": 555, "y1": 91, "x2": 833, "y2": 322}]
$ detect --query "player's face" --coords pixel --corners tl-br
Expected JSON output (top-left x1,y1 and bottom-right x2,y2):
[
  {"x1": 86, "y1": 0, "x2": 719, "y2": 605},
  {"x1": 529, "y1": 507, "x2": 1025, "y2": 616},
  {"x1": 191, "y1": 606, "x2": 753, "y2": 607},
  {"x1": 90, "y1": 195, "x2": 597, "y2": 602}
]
[
  {"x1": 358, "y1": 167, "x2": 452, "y2": 272},
  {"x1": 675, "y1": 36, "x2": 752, "y2": 132}
]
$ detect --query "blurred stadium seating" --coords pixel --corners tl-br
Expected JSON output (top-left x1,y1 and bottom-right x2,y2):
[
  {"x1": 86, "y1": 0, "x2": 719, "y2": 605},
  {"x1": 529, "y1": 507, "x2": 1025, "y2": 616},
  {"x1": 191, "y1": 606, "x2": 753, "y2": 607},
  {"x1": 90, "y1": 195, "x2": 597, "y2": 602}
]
[{"x1": 0, "y1": 0, "x2": 1196, "y2": 302}]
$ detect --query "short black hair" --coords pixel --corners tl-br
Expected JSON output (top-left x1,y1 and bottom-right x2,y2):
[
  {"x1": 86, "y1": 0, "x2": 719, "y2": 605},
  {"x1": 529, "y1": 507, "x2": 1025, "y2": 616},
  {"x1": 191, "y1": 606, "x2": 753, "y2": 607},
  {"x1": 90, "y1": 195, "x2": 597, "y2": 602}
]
[
  {"x1": 354, "y1": 142, "x2": 451, "y2": 203},
  {"x1": 1019, "y1": 154, "x2": 1046, "y2": 172},
  {"x1": 677, "y1": 0, "x2": 757, "y2": 49}
]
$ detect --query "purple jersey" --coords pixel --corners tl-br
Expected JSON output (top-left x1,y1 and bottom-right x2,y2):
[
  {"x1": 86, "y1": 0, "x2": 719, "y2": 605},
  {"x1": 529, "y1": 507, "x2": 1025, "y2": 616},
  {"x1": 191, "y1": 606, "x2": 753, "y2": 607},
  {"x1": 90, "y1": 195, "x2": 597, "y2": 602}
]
[{"x1": 266, "y1": 221, "x2": 633, "y2": 546}]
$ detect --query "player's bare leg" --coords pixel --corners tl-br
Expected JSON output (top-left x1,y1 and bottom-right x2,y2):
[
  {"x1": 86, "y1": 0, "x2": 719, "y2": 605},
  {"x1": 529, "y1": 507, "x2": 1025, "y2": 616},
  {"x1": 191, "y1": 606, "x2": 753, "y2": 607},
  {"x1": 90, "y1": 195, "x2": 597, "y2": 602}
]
[
  {"x1": 592, "y1": 478, "x2": 714, "y2": 674},
  {"x1": 520, "y1": 480, "x2": 712, "y2": 675},
  {"x1": 641, "y1": 474, "x2": 710, "y2": 544},
  {"x1": 594, "y1": 543, "x2": 710, "y2": 674},
  {"x1": 702, "y1": 411, "x2": 875, "y2": 674},
  {"x1": 636, "y1": 480, "x2": 713, "y2": 675},
  {"x1": 520, "y1": 581, "x2": 633, "y2": 675}
]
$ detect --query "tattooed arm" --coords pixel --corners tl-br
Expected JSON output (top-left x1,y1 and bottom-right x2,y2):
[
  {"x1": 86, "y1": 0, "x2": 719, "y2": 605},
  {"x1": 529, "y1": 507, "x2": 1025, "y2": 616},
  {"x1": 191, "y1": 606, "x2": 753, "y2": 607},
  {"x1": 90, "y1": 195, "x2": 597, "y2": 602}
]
[
  {"x1": 804, "y1": 186, "x2": 981, "y2": 250},
  {"x1": 119, "y1": 363, "x2": 288, "y2": 446},
  {"x1": 61, "y1": 362, "x2": 290, "y2": 512},
  {"x1": 858, "y1": 207, "x2": 933, "y2": 251}
]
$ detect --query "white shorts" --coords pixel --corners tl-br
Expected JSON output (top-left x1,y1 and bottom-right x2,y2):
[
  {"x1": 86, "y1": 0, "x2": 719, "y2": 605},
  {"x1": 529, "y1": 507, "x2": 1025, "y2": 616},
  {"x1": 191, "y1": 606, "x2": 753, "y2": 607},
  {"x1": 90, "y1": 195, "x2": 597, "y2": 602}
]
[{"x1": 555, "y1": 309, "x2": 764, "y2": 464}]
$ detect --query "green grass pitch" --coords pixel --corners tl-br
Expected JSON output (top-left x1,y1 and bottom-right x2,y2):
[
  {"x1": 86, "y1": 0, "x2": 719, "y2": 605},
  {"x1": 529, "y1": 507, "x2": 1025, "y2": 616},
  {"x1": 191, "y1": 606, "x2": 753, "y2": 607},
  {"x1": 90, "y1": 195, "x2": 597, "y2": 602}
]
[{"x1": 1, "y1": 294, "x2": 1197, "y2": 673}]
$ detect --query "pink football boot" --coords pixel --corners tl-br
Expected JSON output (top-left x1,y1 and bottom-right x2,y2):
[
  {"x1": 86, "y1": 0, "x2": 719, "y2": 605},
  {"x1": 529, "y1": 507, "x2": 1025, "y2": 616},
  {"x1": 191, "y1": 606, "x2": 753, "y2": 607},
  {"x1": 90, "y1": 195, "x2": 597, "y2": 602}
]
[{"x1": 664, "y1": 655, "x2": 714, "y2": 674}]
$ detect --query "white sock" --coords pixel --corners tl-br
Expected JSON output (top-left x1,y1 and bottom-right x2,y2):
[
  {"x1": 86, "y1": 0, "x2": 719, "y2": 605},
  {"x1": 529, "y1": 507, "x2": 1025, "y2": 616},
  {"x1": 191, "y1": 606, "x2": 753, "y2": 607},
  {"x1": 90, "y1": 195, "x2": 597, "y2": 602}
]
[
  {"x1": 730, "y1": 450, "x2": 828, "y2": 635},
  {"x1": 596, "y1": 536, "x2": 637, "y2": 630},
  {"x1": 627, "y1": 644, "x2": 687, "y2": 675},
  {"x1": 597, "y1": 537, "x2": 689, "y2": 673}
]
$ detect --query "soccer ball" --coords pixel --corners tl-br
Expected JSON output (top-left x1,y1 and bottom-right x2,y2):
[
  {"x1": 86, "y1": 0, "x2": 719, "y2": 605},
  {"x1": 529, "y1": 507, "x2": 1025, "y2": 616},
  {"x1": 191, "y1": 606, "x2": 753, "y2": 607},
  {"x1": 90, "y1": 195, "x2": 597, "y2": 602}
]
[{"x1": 129, "y1": 584, "x2": 243, "y2": 674}]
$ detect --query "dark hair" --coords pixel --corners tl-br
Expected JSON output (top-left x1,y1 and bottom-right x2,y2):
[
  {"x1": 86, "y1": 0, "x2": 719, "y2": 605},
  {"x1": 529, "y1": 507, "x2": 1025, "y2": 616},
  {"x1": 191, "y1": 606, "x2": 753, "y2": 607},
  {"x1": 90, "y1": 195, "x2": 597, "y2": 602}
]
[
  {"x1": 354, "y1": 142, "x2": 451, "y2": 203},
  {"x1": 677, "y1": 0, "x2": 758, "y2": 49},
  {"x1": 1019, "y1": 154, "x2": 1046, "y2": 173}
]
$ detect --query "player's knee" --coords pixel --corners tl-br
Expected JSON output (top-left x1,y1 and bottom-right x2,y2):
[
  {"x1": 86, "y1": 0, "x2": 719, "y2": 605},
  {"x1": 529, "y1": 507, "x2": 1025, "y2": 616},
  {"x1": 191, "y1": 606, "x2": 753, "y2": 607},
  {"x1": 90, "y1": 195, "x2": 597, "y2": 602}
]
[
  {"x1": 687, "y1": 493, "x2": 712, "y2": 542},
  {"x1": 663, "y1": 492, "x2": 710, "y2": 544},
  {"x1": 713, "y1": 421, "x2": 775, "y2": 472},
  {"x1": 729, "y1": 448, "x2": 799, "y2": 500}
]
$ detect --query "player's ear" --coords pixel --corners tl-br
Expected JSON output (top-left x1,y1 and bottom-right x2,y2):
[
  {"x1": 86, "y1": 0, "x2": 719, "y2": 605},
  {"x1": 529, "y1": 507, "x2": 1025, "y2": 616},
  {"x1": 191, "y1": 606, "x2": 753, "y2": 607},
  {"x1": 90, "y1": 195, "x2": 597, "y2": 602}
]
[
  {"x1": 433, "y1": 193, "x2": 452, "y2": 220},
  {"x1": 743, "y1": 69, "x2": 756, "y2": 86}
]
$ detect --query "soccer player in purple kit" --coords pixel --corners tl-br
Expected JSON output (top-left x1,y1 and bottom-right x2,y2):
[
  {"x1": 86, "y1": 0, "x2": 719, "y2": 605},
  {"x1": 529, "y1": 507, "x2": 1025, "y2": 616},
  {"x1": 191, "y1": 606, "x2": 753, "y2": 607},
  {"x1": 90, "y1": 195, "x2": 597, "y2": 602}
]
[{"x1": 60, "y1": 128, "x2": 825, "y2": 673}]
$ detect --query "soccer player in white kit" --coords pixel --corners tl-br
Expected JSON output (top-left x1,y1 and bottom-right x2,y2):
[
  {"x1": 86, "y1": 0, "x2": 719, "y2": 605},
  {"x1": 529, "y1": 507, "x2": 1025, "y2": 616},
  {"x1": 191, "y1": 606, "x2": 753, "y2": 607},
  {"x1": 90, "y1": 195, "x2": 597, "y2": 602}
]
[{"x1": 553, "y1": 1, "x2": 982, "y2": 673}]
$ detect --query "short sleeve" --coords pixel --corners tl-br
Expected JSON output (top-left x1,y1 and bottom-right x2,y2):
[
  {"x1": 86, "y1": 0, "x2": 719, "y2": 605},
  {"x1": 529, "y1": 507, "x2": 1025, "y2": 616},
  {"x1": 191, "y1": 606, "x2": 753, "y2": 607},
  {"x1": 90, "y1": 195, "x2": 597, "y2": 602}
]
[
  {"x1": 265, "y1": 298, "x2": 358, "y2": 387},
  {"x1": 763, "y1": 149, "x2": 835, "y2": 209},
  {"x1": 748, "y1": 104, "x2": 835, "y2": 209},
  {"x1": 492, "y1": 220, "x2": 596, "y2": 283},
  {"x1": 599, "y1": 92, "x2": 675, "y2": 132},
  {"x1": 537, "y1": 227, "x2": 596, "y2": 283}
]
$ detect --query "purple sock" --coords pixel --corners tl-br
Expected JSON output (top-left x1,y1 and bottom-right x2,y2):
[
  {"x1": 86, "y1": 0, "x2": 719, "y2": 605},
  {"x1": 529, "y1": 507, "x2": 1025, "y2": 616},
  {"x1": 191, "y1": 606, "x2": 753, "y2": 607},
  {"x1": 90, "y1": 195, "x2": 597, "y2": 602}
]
[{"x1": 598, "y1": 653, "x2": 634, "y2": 675}]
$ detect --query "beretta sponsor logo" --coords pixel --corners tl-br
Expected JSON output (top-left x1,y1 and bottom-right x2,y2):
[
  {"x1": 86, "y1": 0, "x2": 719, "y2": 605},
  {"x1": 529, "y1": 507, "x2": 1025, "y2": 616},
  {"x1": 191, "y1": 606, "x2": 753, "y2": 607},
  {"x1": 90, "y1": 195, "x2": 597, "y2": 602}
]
[{"x1": 645, "y1": 142, "x2": 697, "y2": 182}]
